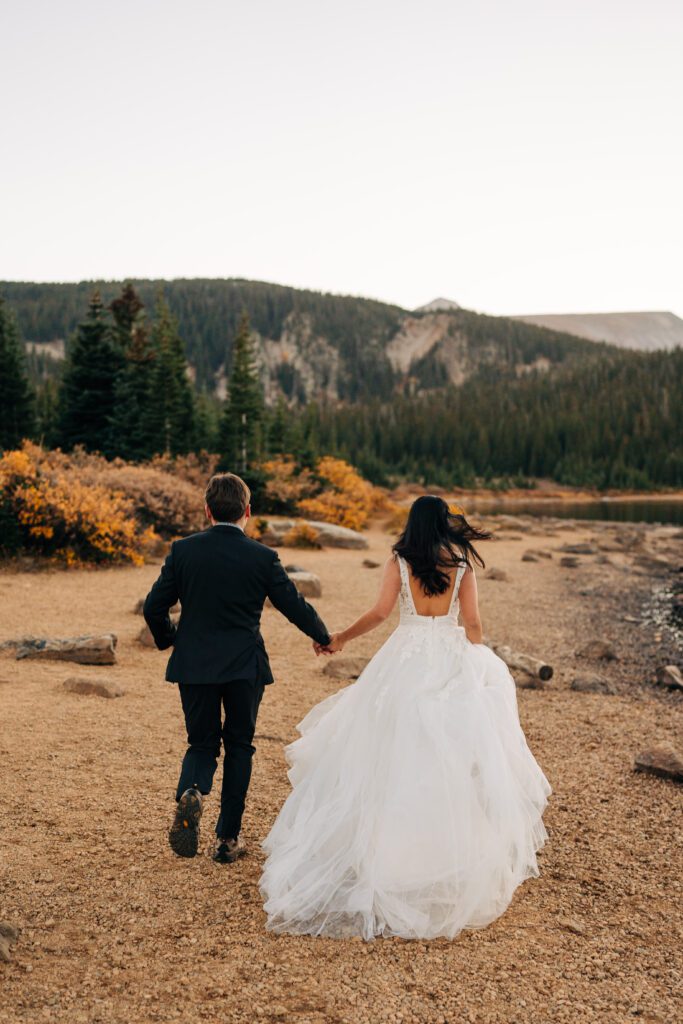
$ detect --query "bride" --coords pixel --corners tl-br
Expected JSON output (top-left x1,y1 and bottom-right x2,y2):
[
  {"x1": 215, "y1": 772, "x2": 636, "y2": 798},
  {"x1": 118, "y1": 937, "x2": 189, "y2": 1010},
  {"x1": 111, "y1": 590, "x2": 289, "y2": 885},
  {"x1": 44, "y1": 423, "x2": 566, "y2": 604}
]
[{"x1": 260, "y1": 495, "x2": 552, "y2": 940}]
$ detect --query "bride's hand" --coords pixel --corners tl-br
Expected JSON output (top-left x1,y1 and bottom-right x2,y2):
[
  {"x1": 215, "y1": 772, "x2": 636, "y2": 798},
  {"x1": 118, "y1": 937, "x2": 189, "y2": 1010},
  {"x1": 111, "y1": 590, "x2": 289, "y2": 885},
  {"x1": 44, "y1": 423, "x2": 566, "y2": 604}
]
[{"x1": 325, "y1": 633, "x2": 345, "y2": 654}]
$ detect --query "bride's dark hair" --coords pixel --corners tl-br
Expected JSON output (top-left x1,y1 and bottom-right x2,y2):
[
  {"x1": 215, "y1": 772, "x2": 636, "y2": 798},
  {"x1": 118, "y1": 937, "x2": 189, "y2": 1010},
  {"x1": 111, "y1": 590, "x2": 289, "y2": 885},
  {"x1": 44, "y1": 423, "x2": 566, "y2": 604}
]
[{"x1": 392, "y1": 495, "x2": 491, "y2": 597}]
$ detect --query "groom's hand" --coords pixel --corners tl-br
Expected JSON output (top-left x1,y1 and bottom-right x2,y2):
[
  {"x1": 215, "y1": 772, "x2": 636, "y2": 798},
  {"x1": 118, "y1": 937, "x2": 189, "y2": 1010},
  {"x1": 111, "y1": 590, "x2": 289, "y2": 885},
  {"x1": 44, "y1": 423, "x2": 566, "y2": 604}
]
[{"x1": 312, "y1": 632, "x2": 345, "y2": 656}]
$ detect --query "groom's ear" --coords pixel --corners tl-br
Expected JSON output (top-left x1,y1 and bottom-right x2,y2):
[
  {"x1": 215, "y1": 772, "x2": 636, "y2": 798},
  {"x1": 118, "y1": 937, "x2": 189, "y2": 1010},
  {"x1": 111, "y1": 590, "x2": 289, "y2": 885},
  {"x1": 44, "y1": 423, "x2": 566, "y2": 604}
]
[{"x1": 244, "y1": 503, "x2": 251, "y2": 520}]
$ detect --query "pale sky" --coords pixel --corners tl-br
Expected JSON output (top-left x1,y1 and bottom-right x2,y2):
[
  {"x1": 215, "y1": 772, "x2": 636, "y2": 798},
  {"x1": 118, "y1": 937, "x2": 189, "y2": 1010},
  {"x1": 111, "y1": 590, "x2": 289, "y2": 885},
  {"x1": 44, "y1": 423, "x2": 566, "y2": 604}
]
[{"x1": 1, "y1": 0, "x2": 682, "y2": 317}]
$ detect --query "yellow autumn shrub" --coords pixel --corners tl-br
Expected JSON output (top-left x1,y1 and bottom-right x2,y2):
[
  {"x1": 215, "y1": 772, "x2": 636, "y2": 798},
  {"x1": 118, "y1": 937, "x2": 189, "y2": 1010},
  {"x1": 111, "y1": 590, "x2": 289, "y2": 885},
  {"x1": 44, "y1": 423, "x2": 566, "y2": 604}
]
[
  {"x1": 296, "y1": 456, "x2": 389, "y2": 531},
  {"x1": 0, "y1": 442, "x2": 157, "y2": 565},
  {"x1": 281, "y1": 521, "x2": 322, "y2": 549}
]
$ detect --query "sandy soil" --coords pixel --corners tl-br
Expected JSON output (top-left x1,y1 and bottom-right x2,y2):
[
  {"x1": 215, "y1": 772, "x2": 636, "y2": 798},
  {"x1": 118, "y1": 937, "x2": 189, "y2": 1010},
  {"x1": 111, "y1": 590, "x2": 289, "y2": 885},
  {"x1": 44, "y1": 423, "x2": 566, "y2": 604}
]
[{"x1": 1, "y1": 518, "x2": 681, "y2": 1024}]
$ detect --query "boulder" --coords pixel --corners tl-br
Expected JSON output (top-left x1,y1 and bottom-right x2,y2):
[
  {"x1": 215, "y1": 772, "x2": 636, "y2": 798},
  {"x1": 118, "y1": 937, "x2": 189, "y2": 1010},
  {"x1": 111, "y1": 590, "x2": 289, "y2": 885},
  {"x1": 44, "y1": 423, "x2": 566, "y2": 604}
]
[
  {"x1": 560, "y1": 556, "x2": 580, "y2": 568},
  {"x1": 322, "y1": 656, "x2": 369, "y2": 681},
  {"x1": 559, "y1": 543, "x2": 597, "y2": 555},
  {"x1": 571, "y1": 673, "x2": 616, "y2": 695},
  {"x1": 63, "y1": 676, "x2": 125, "y2": 699},
  {"x1": 527, "y1": 549, "x2": 553, "y2": 559},
  {"x1": 485, "y1": 567, "x2": 509, "y2": 582},
  {"x1": 14, "y1": 634, "x2": 117, "y2": 665},
  {"x1": 289, "y1": 571, "x2": 322, "y2": 598},
  {"x1": 577, "y1": 639, "x2": 618, "y2": 661},
  {"x1": 284, "y1": 564, "x2": 307, "y2": 574},
  {"x1": 655, "y1": 665, "x2": 683, "y2": 691},
  {"x1": 261, "y1": 518, "x2": 368, "y2": 550},
  {"x1": 634, "y1": 744, "x2": 683, "y2": 783}
]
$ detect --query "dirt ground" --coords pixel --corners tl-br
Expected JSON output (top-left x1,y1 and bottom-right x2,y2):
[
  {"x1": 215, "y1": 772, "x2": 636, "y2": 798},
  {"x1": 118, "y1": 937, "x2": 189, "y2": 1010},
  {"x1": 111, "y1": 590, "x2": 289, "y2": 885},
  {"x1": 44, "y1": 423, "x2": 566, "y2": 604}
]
[{"x1": 1, "y1": 517, "x2": 681, "y2": 1024}]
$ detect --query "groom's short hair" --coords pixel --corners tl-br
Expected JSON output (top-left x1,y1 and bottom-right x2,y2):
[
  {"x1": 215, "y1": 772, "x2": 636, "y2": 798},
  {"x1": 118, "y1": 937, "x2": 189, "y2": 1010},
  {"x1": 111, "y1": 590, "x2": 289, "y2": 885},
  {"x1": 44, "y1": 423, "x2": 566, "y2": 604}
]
[{"x1": 205, "y1": 472, "x2": 251, "y2": 523}]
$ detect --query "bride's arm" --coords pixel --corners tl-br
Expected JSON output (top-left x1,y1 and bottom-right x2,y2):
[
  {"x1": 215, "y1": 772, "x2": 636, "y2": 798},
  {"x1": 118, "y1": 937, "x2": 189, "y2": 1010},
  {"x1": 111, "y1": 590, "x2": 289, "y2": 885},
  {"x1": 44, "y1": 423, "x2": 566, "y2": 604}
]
[
  {"x1": 458, "y1": 566, "x2": 483, "y2": 643},
  {"x1": 326, "y1": 557, "x2": 400, "y2": 652}
]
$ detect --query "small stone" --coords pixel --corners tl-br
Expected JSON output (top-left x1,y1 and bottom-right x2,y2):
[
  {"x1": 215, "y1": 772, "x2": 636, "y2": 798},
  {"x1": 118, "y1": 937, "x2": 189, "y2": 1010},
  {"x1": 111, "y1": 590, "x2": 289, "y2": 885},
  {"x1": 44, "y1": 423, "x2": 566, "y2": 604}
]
[
  {"x1": 521, "y1": 553, "x2": 538, "y2": 563},
  {"x1": 559, "y1": 543, "x2": 597, "y2": 555},
  {"x1": 323, "y1": 656, "x2": 369, "y2": 681},
  {"x1": 655, "y1": 665, "x2": 683, "y2": 690},
  {"x1": 362, "y1": 559, "x2": 381, "y2": 569},
  {"x1": 288, "y1": 571, "x2": 322, "y2": 598},
  {"x1": 559, "y1": 917, "x2": 586, "y2": 936},
  {"x1": 634, "y1": 744, "x2": 683, "y2": 782},
  {"x1": 138, "y1": 615, "x2": 180, "y2": 647},
  {"x1": 577, "y1": 640, "x2": 618, "y2": 661},
  {"x1": 485, "y1": 568, "x2": 509, "y2": 582},
  {"x1": 560, "y1": 556, "x2": 580, "y2": 568},
  {"x1": 571, "y1": 673, "x2": 616, "y2": 695},
  {"x1": 63, "y1": 676, "x2": 125, "y2": 699}
]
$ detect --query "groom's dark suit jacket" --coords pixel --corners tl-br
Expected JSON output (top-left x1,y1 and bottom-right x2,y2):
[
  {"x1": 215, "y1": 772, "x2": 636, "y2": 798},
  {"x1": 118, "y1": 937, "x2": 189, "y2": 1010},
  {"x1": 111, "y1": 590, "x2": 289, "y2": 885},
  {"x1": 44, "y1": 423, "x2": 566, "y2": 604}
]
[{"x1": 143, "y1": 524, "x2": 330, "y2": 685}]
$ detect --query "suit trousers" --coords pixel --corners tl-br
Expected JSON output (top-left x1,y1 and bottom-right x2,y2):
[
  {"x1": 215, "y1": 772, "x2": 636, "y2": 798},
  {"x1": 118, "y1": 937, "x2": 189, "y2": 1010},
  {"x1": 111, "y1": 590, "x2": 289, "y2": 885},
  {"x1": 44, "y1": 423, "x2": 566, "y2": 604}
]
[{"x1": 176, "y1": 679, "x2": 265, "y2": 840}]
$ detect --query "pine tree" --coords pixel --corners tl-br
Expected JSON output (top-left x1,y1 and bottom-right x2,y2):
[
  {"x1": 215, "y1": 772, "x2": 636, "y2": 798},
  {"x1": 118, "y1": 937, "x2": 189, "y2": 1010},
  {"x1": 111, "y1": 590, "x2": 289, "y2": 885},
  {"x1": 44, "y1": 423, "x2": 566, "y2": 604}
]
[
  {"x1": 146, "y1": 295, "x2": 196, "y2": 455},
  {"x1": 0, "y1": 295, "x2": 35, "y2": 450},
  {"x1": 57, "y1": 292, "x2": 123, "y2": 453},
  {"x1": 220, "y1": 311, "x2": 263, "y2": 471},
  {"x1": 107, "y1": 285, "x2": 157, "y2": 461}
]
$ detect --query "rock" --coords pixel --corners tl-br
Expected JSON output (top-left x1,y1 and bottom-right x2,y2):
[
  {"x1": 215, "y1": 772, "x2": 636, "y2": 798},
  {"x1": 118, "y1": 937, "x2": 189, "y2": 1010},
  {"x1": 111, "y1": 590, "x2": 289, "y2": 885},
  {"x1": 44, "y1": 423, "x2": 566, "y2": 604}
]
[
  {"x1": 559, "y1": 543, "x2": 597, "y2": 555},
  {"x1": 288, "y1": 571, "x2": 322, "y2": 598},
  {"x1": 261, "y1": 518, "x2": 368, "y2": 550},
  {"x1": 134, "y1": 598, "x2": 180, "y2": 615},
  {"x1": 0, "y1": 922, "x2": 19, "y2": 962},
  {"x1": 63, "y1": 676, "x2": 125, "y2": 699},
  {"x1": 283, "y1": 564, "x2": 307, "y2": 574},
  {"x1": 559, "y1": 917, "x2": 586, "y2": 936},
  {"x1": 571, "y1": 673, "x2": 616, "y2": 695},
  {"x1": 14, "y1": 634, "x2": 117, "y2": 665},
  {"x1": 577, "y1": 640, "x2": 618, "y2": 661},
  {"x1": 634, "y1": 744, "x2": 683, "y2": 783},
  {"x1": 579, "y1": 639, "x2": 619, "y2": 660},
  {"x1": 633, "y1": 553, "x2": 673, "y2": 574},
  {"x1": 521, "y1": 552, "x2": 538, "y2": 562},
  {"x1": 527, "y1": 549, "x2": 553, "y2": 559},
  {"x1": 485, "y1": 568, "x2": 509, "y2": 582},
  {"x1": 362, "y1": 559, "x2": 381, "y2": 569},
  {"x1": 655, "y1": 665, "x2": 683, "y2": 690},
  {"x1": 137, "y1": 615, "x2": 180, "y2": 647},
  {"x1": 560, "y1": 556, "x2": 580, "y2": 568},
  {"x1": 322, "y1": 656, "x2": 369, "y2": 680}
]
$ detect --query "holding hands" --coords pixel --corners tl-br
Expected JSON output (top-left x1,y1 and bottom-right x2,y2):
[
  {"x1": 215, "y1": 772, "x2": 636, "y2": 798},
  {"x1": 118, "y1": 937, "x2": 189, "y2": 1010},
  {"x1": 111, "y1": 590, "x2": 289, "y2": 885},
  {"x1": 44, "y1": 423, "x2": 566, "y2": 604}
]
[{"x1": 313, "y1": 632, "x2": 345, "y2": 656}]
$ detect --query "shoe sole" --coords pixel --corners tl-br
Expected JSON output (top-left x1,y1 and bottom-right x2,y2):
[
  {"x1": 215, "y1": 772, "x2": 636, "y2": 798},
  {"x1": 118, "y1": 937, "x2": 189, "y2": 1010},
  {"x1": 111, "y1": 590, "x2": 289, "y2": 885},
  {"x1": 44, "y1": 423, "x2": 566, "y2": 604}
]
[{"x1": 169, "y1": 791, "x2": 202, "y2": 858}]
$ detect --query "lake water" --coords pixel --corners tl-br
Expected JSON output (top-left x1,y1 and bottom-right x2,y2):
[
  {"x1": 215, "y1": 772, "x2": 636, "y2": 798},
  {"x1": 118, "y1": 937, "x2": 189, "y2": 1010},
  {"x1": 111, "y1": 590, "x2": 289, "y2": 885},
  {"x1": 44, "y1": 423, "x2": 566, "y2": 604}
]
[{"x1": 463, "y1": 499, "x2": 683, "y2": 526}]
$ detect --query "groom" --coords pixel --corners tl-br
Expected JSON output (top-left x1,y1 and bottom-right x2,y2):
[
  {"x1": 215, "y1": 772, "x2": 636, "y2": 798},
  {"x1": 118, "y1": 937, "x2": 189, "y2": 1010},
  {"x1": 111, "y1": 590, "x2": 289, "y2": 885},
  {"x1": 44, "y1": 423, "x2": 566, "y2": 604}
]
[{"x1": 143, "y1": 472, "x2": 331, "y2": 863}]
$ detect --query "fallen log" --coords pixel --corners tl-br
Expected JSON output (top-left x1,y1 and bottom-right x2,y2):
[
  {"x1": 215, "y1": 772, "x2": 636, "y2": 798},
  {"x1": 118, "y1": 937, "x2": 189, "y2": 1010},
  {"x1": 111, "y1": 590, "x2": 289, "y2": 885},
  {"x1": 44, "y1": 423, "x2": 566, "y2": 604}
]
[
  {"x1": 484, "y1": 637, "x2": 553, "y2": 682},
  {"x1": 13, "y1": 634, "x2": 117, "y2": 665}
]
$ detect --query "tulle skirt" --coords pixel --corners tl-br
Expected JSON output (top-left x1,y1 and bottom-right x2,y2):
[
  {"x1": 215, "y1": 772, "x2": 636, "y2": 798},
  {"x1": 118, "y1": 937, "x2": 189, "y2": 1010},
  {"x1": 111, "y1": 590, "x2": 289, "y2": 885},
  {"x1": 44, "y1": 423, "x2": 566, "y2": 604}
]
[{"x1": 260, "y1": 622, "x2": 552, "y2": 940}]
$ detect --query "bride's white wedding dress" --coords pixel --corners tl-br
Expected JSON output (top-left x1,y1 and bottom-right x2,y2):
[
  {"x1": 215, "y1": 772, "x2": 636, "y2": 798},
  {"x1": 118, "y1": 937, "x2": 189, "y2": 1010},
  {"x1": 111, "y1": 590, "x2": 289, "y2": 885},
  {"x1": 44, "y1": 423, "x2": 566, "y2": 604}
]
[{"x1": 260, "y1": 557, "x2": 551, "y2": 940}]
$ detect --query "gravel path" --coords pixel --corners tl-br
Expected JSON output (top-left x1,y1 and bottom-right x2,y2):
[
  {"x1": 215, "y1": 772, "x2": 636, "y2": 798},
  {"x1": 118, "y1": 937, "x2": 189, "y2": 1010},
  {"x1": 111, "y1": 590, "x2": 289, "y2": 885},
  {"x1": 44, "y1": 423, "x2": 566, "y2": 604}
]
[{"x1": 1, "y1": 520, "x2": 681, "y2": 1024}]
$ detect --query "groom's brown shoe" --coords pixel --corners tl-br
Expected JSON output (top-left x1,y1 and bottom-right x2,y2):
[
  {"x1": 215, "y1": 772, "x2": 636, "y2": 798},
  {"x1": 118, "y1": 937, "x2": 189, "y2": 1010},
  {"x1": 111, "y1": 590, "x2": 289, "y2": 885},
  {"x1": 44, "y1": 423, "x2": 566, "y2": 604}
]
[
  {"x1": 213, "y1": 836, "x2": 246, "y2": 864},
  {"x1": 169, "y1": 788, "x2": 203, "y2": 858}
]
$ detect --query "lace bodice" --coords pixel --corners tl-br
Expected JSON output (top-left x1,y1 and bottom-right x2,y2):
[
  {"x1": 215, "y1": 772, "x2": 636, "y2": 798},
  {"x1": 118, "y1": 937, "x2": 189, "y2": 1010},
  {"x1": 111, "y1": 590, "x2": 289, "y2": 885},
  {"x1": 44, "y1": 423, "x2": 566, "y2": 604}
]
[{"x1": 397, "y1": 556, "x2": 466, "y2": 624}]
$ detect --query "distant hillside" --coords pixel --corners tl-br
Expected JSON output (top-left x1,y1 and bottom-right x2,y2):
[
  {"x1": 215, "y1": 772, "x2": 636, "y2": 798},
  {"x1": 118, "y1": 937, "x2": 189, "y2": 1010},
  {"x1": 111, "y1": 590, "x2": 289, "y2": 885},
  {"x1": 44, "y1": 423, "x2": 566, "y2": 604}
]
[
  {"x1": 515, "y1": 311, "x2": 683, "y2": 351},
  {"x1": 3, "y1": 278, "x2": 607, "y2": 401}
]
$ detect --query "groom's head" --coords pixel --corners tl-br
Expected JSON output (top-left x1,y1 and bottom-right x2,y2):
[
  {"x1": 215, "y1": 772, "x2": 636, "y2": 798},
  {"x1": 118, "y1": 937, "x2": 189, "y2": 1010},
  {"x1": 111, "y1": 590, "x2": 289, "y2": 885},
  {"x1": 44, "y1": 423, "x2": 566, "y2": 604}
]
[{"x1": 204, "y1": 472, "x2": 251, "y2": 526}]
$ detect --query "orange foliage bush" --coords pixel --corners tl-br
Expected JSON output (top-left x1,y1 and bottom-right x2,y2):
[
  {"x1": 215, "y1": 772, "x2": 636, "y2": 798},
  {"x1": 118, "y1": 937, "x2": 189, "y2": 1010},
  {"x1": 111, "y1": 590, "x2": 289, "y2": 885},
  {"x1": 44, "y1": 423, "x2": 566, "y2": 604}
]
[
  {"x1": 296, "y1": 456, "x2": 390, "y2": 531},
  {"x1": 281, "y1": 521, "x2": 322, "y2": 549},
  {"x1": 50, "y1": 447, "x2": 205, "y2": 537},
  {"x1": 0, "y1": 442, "x2": 158, "y2": 566},
  {"x1": 149, "y1": 450, "x2": 221, "y2": 489},
  {"x1": 261, "y1": 456, "x2": 316, "y2": 514}
]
